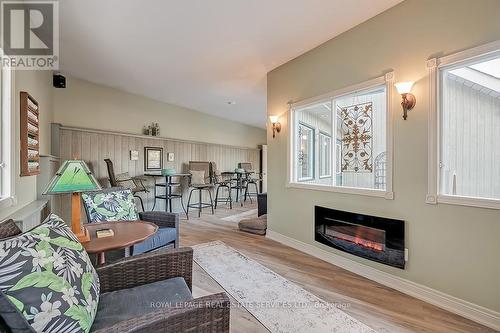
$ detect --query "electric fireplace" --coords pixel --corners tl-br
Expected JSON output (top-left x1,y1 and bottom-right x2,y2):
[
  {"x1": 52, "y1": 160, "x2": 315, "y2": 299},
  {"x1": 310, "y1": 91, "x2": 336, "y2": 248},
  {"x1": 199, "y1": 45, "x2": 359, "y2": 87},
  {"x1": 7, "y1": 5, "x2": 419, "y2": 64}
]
[{"x1": 315, "y1": 206, "x2": 405, "y2": 269}]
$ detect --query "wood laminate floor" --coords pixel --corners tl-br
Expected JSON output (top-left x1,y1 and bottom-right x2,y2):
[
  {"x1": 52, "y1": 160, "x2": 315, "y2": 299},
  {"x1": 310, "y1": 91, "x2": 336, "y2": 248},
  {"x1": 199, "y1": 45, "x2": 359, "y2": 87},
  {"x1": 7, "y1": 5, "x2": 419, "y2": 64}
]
[{"x1": 180, "y1": 203, "x2": 495, "y2": 333}]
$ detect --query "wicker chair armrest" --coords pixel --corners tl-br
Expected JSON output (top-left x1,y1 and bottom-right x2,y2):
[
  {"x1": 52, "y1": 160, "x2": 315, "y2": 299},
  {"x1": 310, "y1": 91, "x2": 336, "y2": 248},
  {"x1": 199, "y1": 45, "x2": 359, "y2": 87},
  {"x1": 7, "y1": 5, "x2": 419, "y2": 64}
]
[
  {"x1": 91, "y1": 293, "x2": 230, "y2": 333},
  {"x1": 97, "y1": 247, "x2": 193, "y2": 293},
  {"x1": 139, "y1": 211, "x2": 179, "y2": 229},
  {"x1": 0, "y1": 219, "x2": 22, "y2": 239}
]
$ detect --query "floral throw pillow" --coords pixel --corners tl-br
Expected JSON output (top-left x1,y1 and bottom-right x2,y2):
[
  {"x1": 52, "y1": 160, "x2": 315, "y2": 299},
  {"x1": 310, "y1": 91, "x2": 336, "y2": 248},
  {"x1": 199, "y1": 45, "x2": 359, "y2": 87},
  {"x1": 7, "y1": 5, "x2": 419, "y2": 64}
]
[
  {"x1": 81, "y1": 189, "x2": 139, "y2": 223},
  {"x1": 0, "y1": 214, "x2": 100, "y2": 333}
]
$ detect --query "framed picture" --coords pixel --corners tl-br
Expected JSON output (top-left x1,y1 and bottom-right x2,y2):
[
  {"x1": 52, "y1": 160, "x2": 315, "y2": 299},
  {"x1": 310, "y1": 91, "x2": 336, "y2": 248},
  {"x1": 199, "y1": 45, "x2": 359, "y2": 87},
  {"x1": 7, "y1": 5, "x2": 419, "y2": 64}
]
[
  {"x1": 167, "y1": 152, "x2": 175, "y2": 162},
  {"x1": 144, "y1": 147, "x2": 163, "y2": 171},
  {"x1": 130, "y1": 150, "x2": 139, "y2": 161}
]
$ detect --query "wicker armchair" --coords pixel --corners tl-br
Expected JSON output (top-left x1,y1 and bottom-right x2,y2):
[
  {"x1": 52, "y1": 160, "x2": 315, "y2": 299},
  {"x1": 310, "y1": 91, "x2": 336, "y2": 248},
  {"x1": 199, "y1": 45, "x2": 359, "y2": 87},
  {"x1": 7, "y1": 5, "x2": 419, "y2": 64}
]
[
  {"x1": 82, "y1": 188, "x2": 179, "y2": 260},
  {"x1": 92, "y1": 248, "x2": 230, "y2": 333}
]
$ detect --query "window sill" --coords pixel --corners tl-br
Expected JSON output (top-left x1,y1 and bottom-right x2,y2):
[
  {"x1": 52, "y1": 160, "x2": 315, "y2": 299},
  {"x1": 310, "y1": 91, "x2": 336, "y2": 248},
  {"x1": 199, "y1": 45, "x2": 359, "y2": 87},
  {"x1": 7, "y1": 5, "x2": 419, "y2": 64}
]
[
  {"x1": 427, "y1": 194, "x2": 500, "y2": 210},
  {"x1": 0, "y1": 196, "x2": 17, "y2": 210},
  {"x1": 297, "y1": 178, "x2": 314, "y2": 182},
  {"x1": 286, "y1": 182, "x2": 394, "y2": 199}
]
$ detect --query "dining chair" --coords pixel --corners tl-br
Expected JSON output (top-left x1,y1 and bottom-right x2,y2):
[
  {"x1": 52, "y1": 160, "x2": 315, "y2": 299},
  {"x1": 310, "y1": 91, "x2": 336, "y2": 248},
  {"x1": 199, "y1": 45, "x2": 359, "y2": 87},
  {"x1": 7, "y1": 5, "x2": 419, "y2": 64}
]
[{"x1": 105, "y1": 158, "x2": 148, "y2": 211}]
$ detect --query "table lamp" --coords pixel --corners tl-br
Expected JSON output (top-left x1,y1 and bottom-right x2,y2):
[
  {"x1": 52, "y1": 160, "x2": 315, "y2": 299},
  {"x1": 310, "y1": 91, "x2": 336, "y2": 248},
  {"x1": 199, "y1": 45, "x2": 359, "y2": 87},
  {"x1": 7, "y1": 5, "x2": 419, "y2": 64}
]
[{"x1": 43, "y1": 159, "x2": 102, "y2": 242}]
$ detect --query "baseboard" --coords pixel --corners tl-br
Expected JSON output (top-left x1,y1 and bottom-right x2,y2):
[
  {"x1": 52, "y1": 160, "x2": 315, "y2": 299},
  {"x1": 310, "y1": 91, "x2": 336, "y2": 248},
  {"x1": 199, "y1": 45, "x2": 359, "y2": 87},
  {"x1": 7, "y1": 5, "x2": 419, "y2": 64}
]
[{"x1": 266, "y1": 230, "x2": 500, "y2": 331}]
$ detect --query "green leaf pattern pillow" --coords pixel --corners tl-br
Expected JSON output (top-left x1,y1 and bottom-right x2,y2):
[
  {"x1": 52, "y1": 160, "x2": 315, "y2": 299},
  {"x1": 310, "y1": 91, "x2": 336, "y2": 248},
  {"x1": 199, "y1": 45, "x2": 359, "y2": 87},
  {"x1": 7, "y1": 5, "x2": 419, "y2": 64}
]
[
  {"x1": 0, "y1": 214, "x2": 100, "y2": 333},
  {"x1": 82, "y1": 189, "x2": 139, "y2": 223}
]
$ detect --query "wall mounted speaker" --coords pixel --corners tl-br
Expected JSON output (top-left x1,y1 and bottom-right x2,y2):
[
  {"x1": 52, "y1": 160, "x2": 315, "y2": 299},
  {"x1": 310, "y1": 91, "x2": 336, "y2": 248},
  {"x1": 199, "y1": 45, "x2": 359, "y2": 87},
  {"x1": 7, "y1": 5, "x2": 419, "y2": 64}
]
[{"x1": 53, "y1": 74, "x2": 66, "y2": 88}]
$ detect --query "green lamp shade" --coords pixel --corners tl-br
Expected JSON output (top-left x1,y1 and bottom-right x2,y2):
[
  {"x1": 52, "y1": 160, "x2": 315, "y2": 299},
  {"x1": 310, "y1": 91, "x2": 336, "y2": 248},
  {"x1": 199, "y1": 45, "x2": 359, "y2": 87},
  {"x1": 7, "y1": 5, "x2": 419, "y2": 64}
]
[{"x1": 43, "y1": 160, "x2": 102, "y2": 194}]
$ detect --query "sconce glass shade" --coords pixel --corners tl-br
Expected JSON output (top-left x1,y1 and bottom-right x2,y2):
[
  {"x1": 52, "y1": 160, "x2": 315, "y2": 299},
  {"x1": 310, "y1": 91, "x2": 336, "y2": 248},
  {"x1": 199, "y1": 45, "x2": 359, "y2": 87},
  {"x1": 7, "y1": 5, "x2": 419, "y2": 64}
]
[
  {"x1": 395, "y1": 81, "x2": 414, "y2": 94},
  {"x1": 43, "y1": 160, "x2": 102, "y2": 195},
  {"x1": 269, "y1": 115, "x2": 279, "y2": 124}
]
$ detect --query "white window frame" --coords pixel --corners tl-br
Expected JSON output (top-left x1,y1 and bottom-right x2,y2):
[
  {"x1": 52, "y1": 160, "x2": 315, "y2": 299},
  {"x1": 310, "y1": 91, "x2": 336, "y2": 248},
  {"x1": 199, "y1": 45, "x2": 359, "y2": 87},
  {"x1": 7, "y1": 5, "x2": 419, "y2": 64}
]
[
  {"x1": 318, "y1": 131, "x2": 332, "y2": 179},
  {"x1": 0, "y1": 51, "x2": 16, "y2": 210},
  {"x1": 427, "y1": 40, "x2": 500, "y2": 210},
  {"x1": 287, "y1": 72, "x2": 394, "y2": 199}
]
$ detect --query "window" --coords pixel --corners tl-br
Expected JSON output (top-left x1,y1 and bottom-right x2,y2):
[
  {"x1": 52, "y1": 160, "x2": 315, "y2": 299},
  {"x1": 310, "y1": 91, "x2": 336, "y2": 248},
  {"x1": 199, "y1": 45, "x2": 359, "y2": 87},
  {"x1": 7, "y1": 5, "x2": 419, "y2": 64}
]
[
  {"x1": 289, "y1": 73, "x2": 393, "y2": 198},
  {"x1": 319, "y1": 132, "x2": 331, "y2": 178},
  {"x1": 428, "y1": 42, "x2": 500, "y2": 208},
  {"x1": 297, "y1": 122, "x2": 315, "y2": 181},
  {"x1": 0, "y1": 54, "x2": 14, "y2": 208}
]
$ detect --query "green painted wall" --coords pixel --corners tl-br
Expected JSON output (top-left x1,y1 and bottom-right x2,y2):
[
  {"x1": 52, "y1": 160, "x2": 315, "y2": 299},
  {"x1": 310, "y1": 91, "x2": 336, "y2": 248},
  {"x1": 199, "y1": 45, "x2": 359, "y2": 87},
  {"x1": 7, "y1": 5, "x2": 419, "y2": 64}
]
[{"x1": 267, "y1": 0, "x2": 500, "y2": 312}]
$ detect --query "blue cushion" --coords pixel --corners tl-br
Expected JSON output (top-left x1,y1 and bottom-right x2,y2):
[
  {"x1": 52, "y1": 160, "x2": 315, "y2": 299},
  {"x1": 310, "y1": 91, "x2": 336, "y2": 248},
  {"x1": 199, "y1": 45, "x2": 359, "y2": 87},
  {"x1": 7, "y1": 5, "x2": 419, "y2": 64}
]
[
  {"x1": 91, "y1": 277, "x2": 192, "y2": 331},
  {"x1": 132, "y1": 228, "x2": 177, "y2": 255}
]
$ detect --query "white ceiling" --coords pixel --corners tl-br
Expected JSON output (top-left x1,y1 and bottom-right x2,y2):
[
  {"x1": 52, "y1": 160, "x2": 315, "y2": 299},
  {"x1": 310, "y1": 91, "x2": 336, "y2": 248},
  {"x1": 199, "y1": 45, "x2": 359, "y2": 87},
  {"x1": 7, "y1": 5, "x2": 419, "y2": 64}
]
[{"x1": 59, "y1": 0, "x2": 403, "y2": 128}]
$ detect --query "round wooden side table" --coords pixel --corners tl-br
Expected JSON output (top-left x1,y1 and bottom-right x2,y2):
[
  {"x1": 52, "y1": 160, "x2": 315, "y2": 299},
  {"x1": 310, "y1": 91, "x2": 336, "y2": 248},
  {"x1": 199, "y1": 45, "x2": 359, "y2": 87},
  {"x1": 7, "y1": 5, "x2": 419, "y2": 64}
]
[{"x1": 83, "y1": 221, "x2": 158, "y2": 265}]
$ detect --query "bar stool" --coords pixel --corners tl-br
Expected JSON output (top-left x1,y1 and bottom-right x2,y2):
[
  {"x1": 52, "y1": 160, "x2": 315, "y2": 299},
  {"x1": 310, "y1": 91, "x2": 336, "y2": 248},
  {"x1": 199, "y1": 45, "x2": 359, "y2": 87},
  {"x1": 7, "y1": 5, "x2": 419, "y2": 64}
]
[
  {"x1": 186, "y1": 161, "x2": 214, "y2": 219},
  {"x1": 211, "y1": 162, "x2": 233, "y2": 209},
  {"x1": 239, "y1": 162, "x2": 263, "y2": 204}
]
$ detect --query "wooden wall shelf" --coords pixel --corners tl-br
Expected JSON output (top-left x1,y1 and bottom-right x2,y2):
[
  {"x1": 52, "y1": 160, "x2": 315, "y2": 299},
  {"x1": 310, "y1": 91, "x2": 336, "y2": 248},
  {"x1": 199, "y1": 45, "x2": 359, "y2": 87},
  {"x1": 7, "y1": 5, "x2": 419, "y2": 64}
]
[{"x1": 20, "y1": 91, "x2": 40, "y2": 176}]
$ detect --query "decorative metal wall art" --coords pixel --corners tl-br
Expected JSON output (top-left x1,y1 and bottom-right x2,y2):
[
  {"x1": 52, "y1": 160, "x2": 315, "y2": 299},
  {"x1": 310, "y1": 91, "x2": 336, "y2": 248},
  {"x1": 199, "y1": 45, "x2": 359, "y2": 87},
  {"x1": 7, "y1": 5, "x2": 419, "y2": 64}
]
[
  {"x1": 374, "y1": 152, "x2": 387, "y2": 189},
  {"x1": 340, "y1": 102, "x2": 373, "y2": 173}
]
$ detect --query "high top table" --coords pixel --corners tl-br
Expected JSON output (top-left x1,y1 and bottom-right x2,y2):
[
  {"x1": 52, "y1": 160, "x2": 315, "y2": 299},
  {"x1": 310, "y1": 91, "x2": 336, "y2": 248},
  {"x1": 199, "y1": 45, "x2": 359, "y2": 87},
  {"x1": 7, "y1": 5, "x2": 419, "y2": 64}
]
[
  {"x1": 144, "y1": 172, "x2": 190, "y2": 213},
  {"x1": 221, "y1": 171, "x2": 254, "y2": 205}
]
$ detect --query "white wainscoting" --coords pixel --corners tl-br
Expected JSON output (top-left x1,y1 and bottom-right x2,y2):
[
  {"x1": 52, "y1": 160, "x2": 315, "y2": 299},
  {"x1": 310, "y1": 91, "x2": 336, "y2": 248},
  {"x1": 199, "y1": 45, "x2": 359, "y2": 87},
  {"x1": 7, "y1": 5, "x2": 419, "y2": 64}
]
[
  {"x1": 266, "y1": 230, "x2": 500, "y2": 331},
  {"x1": 54, "y1": 125, "x2": 260, "y2": 222}
]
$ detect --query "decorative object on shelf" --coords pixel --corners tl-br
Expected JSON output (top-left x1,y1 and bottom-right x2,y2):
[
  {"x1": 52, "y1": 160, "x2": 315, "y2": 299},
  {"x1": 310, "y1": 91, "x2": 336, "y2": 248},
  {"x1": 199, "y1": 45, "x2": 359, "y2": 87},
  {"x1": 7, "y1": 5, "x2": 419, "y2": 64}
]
[
  {"x1": 395, "y1": 81, "x2": 416, "y2": 120},
  {"x1": 340, "y1": 102, "x2": 373, "y2": 173},
  {"x1": 143, "y1": 122, "x2": 160, "y2": 136},
  {"x1": 144, "y1": 146, "x2": 163, "y2": 171},
  {"x1": 20, "y1": 92, "x2": 40, "y2": 176},
  {"x1": 130, "y1": 150, "x2": 139, "y2": 161},
  {"x1": 42, "y1": 159, "x2": 102, "y2": 242},
  {"x1": 269, "y1": 115, "x2": 281, "y2": 138},
  {"x1": 167, "y1": 152, "x2": 175, "y2": 162}
]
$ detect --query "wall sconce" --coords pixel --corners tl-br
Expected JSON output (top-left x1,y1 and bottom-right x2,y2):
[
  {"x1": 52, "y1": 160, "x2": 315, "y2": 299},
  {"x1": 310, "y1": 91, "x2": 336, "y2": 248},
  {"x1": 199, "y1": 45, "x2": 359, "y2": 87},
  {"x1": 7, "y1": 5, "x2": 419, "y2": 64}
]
[
  {"x1": 269, "y1": 115, "x2": 281, "y2": 138},
  {"x1": 395, "y1": 81, "x2": 416, "y2": 120}
]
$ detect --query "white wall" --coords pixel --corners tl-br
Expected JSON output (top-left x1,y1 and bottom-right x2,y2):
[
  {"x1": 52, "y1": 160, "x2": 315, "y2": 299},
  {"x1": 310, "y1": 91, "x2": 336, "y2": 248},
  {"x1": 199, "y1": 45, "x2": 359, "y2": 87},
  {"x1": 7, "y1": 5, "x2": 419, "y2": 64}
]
[
  {"x1": 2, "y1": 72, "x2": 265, "y2": 221},
  {"x1": 53, "y1": 77, "x2": 266, "y2": 149}
]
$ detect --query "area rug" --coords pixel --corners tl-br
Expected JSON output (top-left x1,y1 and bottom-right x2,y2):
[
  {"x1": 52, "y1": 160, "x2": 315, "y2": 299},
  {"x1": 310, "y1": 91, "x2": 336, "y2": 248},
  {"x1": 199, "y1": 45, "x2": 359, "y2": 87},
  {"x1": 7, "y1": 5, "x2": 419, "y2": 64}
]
[
  {"x1": 193, "y1": 241, "x2": 377, "y2": 333},
  {"x1": 221, "y1": 209, "x2": 258, "y2": 222}
]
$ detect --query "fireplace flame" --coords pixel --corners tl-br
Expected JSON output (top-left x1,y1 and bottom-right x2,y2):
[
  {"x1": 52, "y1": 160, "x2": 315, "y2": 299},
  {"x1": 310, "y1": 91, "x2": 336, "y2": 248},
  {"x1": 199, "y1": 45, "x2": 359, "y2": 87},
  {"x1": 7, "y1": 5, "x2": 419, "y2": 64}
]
[
  {"x1": 336, "y1": 235, "x2": 384, "y2": 251},
  {"x1": 324, "y1": 224, "x2": 385, "y2": 252}
]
